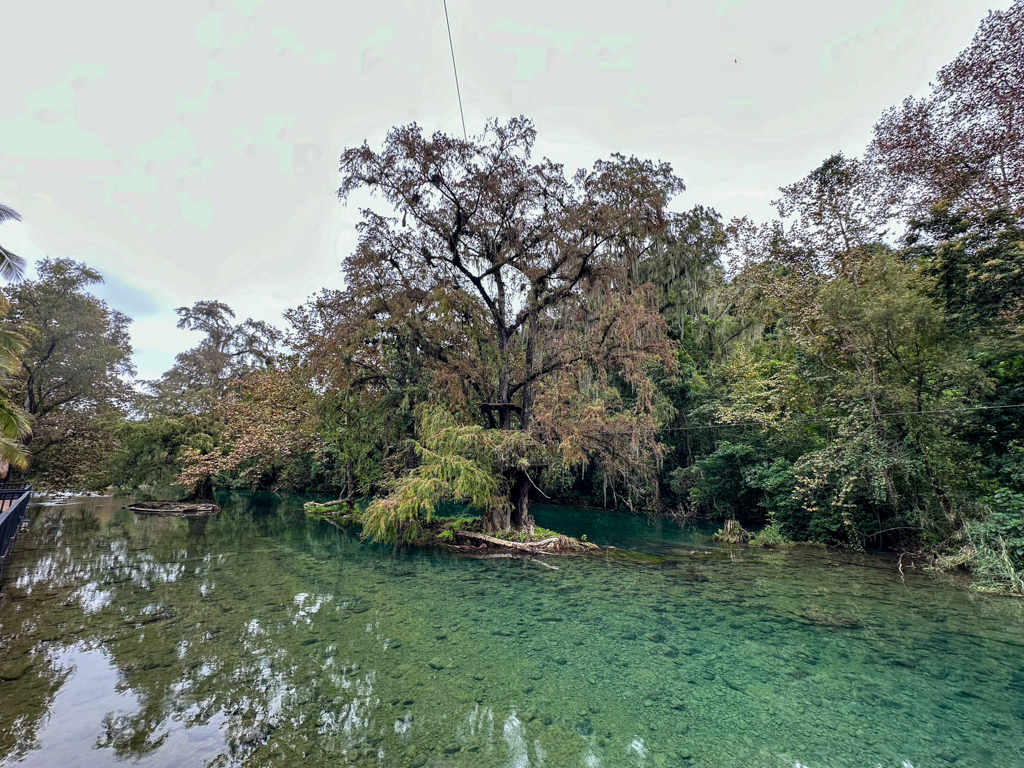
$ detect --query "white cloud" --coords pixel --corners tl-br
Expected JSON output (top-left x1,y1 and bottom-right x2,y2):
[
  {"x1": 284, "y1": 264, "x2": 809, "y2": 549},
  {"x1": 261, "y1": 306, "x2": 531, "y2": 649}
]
[{"x1": 0, "y1": 0, "x2": 1011, "y2": 377}]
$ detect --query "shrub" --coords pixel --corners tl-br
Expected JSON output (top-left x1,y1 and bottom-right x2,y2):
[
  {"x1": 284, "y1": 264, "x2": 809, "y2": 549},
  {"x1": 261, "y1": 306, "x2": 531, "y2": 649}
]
[
  {"x1": 936, "y1": 488, "x2": 1024, "y2": 594},
  {"x1": 713, "y1": 519, "x2": 750, "y2": 545},
  {"x1": 750, "y1": 522, "x2": 793, "y2": 548}
]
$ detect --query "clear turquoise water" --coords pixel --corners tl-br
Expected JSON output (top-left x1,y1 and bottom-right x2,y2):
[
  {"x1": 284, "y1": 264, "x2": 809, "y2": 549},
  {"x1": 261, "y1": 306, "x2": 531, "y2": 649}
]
[{"x1": 1, "y1": 493, "x2": 1023, "y2": 768}]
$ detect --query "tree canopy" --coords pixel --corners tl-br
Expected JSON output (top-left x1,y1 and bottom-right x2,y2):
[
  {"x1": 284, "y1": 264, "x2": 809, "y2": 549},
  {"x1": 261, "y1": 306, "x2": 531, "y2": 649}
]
[
  {"x1": 3, "y1": 259, "x2": 133, "y2": 487},
  {"x1": 326, "y1": 117, "x2": 687, "y2": 534}
]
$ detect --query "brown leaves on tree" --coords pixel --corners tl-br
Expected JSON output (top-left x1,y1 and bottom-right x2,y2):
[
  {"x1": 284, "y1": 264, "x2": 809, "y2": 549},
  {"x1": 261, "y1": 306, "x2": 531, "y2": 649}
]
[
  {"x1": 176, "y1": 368, "x2": 320, "y2": 493},
  {"x1": 870, "y1": 2, "x2": 1024, "y2": 218},
  {"x1": 317, "y1": 117, "x2": 685, "y2": 529}
]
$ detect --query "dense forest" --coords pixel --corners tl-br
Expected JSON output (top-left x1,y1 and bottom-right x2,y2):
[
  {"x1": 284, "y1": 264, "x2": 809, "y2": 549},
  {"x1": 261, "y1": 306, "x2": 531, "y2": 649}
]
[{"x1": 2, "y1": 4, "x2": 1022, "y2": 590}]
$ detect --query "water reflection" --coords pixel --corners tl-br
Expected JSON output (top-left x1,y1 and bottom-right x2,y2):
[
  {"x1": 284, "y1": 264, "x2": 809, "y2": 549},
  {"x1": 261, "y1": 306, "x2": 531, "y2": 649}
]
[{"x1": 0, "y1": 494, "x2": 1023, "y2": 768}]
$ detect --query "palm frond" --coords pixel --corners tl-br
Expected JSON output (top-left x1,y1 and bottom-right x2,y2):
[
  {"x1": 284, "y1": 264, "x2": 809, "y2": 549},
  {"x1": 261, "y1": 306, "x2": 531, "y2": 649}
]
[
  {"x1": 0, "y1": 205, "x2": 21, "y2": 224},
  {"x1": 0, "y1": 398, "x2": 32, "y2": 440},
  {"x1": 0, "y1": 326, "x2": 26, "y2": 352},
  {"x1": 0, "y1": 436, "x2": 29, "y2": 470},
  {"x1": 0, "y1": 245, "x2": 26, "y2": 282},
  {"x1": 0, "y1": 327, "x2": 23, "y2": 375}
]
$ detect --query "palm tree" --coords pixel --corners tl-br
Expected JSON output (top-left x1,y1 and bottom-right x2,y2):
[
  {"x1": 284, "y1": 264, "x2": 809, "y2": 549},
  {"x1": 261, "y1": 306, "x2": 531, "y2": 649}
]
[{"x1": 0, "y1": 204, "x2": 31, "y2": 472}]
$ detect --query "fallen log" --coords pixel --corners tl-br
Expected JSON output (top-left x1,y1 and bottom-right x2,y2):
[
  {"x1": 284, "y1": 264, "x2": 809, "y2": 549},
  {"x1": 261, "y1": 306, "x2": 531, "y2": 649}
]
[
  {"x1": 455, "y1": 530, "x2": 558, "y2": 552},
  {"x1": 308, "y1": 498, "x2": 351, "y2": 509},
  {"x1": 529, "y1": 537, "x2": 560, "y2": 549},
  {"x1": 128, "y1": 501, "x2": 219, "y2": 516}
]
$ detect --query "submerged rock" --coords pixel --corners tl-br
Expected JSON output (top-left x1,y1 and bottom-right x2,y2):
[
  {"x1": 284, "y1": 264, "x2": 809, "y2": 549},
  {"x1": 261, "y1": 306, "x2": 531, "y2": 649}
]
[{"x1": 800, "y1": 607, "x2": 862, "y2": 629}]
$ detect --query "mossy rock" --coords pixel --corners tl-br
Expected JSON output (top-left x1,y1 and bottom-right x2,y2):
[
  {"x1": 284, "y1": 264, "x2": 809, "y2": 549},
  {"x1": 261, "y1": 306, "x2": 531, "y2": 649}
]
[{"x1": 304, "y1": 502, "x2": 361, "y2": 526}]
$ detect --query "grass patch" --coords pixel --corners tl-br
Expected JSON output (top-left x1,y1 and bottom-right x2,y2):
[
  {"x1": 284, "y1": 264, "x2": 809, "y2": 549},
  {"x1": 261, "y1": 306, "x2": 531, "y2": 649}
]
[
  {"x1": 750, "y1": 523, "x2": 793, "y2": 548},
  {"x1": 494, "y1": 525, "x2": 560, "y2": 543},
  {"x1": 935, "y1": 533, "x2": 1024, "y2": 596}
]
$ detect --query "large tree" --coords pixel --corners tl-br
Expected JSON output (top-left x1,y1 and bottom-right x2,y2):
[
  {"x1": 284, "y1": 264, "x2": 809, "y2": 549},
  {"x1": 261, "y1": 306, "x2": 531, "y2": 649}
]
[
  {"x1": 3, "y1": 259, "x2": 134, "y2": 486},
  {"x1": 870, "y1": 1, "x2": 1024, "y2": 219},
  {"x1": 333, "y1": 118, "x2": 681, "y2": 535},
  {"x1": 148, "y1": 300, "x2": 280, "y2": 414}
]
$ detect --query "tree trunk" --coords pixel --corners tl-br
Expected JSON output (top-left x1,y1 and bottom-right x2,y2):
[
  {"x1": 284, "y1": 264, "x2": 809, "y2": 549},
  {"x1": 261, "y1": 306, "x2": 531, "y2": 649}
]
[
  {"x1": 508, "y1": 468, "x2": 534, "y2": 531},
  {"x1": 521, "y1": 306, "x2": 536, "y2": 431},
  {"x1": 483, "y1": 503, "x2": 512, "y2": 534},
  {"x1": 188, "y1": 475, "x2": 214, "y2": 502},
  {"x1": 480, "y1": 469, "x2": 534, "y2": 533}
]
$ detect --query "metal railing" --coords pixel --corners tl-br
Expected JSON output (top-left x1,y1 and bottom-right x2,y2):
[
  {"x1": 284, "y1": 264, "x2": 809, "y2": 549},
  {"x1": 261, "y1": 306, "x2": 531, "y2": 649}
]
[{"x1": 0, "y1": 484, "x2": 32, "y2": 579}]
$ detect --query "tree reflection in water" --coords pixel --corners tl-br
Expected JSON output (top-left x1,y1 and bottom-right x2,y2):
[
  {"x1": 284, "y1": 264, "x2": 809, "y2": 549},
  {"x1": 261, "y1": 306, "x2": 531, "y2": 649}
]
[
  {"x1": 4, "y1": 494, "x2": 1024, "y2": 768},
  {"x1": 0, "y1": 498, "x2": 394, "y2": 767},
  {"x1": 0, "y1": 496, "x2": 582, "y2": 768}
]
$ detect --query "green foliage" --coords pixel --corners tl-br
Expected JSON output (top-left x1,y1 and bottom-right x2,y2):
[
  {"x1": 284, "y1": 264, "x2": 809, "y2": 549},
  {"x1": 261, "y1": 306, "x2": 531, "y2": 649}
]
[
  {"x1": 673, "y1": 441, "x2": 761, "y2": 521},
  {"x1": 713, "y1": 519, "x2": 750, "y2": 545},
  {"x1": 906, "y1": 205, "x2": 1024, "y2": 328},
  {"x1": 106, "y1": 414, "x2": 219, "y2": 491},
  {"x1": 750, "y1": 522, "x2": 793, "y2": 548},
  {"x1": 436, "y1": 529, "x2": 454, "y2": 543},
  {"x1": 0, "y1": 300, "x2": 29, "y2": 470},
  {"x1": 940, "y1": 491, "x2": 1024, "y2": 595},
  {"x1": 495, "y1": 525, "x2": 560, "y2": 543},
  {"x1": 975, "y1": 489, "x2": 1024, "y2": 569},
  {"x1": 3, "y1": 259, "x2": 134, "y2": 487},
  {"x1": 149, "y1": 300, "x2": 280, "y2": 414},
  {"x1": 360, "y1": 405, "x2": 511, "y2": 543}
]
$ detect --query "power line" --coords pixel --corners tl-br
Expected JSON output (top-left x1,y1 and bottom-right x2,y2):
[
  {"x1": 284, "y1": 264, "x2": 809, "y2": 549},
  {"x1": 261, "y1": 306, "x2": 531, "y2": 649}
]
[{"x1": 442, "y1": 0, "x2": 467, "y2": 140}]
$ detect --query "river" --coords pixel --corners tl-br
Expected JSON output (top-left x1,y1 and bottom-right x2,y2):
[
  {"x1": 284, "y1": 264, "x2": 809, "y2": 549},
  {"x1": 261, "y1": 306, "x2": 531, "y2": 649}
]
[{"x1": 1, "y1": 493, "x2": 1022, "y2": 768}]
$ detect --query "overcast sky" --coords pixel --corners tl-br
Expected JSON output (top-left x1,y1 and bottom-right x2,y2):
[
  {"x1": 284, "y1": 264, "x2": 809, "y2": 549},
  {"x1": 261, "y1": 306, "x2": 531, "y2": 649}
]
[{"x1": 0, "y1": 0, "x2": 1011, "y2": 380}]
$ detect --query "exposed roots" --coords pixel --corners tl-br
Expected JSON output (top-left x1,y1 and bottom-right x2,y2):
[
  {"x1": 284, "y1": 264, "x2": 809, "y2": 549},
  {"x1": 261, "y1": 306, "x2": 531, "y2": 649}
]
[{"x1": 713, "y1": 519, "x2": 750, "y2": 545}]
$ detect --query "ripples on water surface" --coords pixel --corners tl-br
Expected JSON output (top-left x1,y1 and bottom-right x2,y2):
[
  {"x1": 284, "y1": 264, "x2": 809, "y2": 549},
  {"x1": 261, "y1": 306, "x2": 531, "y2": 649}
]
[{"x1": 1, "y1": 494, "x2": 1023, "y2": 768}]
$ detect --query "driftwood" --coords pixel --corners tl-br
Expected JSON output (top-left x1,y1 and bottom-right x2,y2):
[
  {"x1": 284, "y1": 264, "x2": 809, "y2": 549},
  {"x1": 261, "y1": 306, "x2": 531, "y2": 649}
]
[
  {"x1": 128, "y1": 501, "x2": 220, "y2": 517},
  {"x1": 309, "y1": 498, "x2": 352, "y2": 509},
  {"x1": 455, "y1": 531, "x2": 560, "y2": 552},
  {"x1": 529, "y1": 537, "x2": 561, "y2": 548}
]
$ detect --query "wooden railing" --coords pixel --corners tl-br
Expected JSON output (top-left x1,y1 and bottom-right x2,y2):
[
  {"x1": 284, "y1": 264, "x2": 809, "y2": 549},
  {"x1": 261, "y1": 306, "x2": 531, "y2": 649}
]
[{"x1": 0, "y1": 484, "x2": 32, "y2": 579}]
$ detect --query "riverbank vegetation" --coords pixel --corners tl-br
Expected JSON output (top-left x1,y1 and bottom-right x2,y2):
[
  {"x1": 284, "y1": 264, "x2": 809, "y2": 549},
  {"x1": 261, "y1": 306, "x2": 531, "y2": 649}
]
[{"x1": 2, "y1": 5, "x2": 1023, "y2": 589}]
